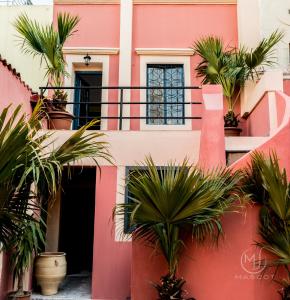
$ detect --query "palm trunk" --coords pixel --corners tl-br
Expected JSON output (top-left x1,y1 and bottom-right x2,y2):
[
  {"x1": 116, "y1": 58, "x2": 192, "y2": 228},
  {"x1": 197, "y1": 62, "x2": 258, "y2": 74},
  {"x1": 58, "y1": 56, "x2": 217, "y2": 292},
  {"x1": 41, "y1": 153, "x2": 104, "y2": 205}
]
[{"x1": 16, "y1": 272, "x2": 24, "y2": 296}]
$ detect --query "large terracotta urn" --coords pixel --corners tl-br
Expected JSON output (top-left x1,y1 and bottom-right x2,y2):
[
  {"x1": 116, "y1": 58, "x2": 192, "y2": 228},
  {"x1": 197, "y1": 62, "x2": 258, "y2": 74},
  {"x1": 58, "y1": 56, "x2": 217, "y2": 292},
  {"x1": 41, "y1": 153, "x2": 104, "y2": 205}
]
[{"x1": 35, "y1": 252, "x2": 67, "y2": 296}]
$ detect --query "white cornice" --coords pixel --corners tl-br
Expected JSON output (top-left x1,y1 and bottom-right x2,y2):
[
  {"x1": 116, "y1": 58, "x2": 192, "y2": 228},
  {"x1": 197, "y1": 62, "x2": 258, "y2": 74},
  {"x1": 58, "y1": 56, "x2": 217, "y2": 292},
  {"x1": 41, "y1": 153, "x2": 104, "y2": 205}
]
[
  {"x1": 63, "y1": 47, "x2": 119, "y2": 55},
  {"x1": 54, "y1": 0, "x2": 119, "y2": 4},
  {"x1": 135, "y1": 48, "x2": 195, "y2": 56},
  {"x1": 134, "y1": 0, "x2": 236, "y2": 4}
]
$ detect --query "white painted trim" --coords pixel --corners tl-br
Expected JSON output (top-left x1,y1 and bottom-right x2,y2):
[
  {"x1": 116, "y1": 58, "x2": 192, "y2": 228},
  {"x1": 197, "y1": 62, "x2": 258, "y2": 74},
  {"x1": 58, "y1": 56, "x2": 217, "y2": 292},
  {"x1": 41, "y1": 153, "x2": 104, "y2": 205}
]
[
  {"x1": 118, "y1": 0, "x2": 133, "y2": 130},
  {"x1": 268, "y1": 91, "x2": 278, "y2": 136},
  {"x1": 64, "y1": 54, "x2": 110, "y2": 130},
  {"x1": 136, "y1": 48, "x2": 194, "y2": 56},
  {"x1": 241, "y1": 70, "x2": 283, "y2": 116},
  {"x1": 115, "y1": 166, "x2": 131, "y2": 242},
  {"x1": 139, "y1": 55, "x2": 192, "y2": 131},
  {"x1": 63, "y1": 47, "x2": 119, "y2": 55},
  {"x1": 225, "y1": 136, "x2": 268, "y2": 152}
]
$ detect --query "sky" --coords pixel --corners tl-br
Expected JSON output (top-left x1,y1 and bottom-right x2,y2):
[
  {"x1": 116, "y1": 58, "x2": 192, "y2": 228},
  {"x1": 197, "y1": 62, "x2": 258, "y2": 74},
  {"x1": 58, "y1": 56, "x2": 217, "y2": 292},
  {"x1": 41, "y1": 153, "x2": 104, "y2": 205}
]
[
  {"x1": 0, "y1": 0, "x2": 52, "y2": 5},
  {"x1": 32, "y1": 0, "x2": 52, "y2": 4}
]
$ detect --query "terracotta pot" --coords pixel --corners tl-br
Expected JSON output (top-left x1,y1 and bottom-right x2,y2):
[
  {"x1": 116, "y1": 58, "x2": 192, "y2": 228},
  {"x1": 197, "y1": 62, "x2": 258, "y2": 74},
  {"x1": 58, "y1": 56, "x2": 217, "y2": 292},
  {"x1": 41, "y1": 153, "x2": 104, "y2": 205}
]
[
  {"x1": 224, "y1": 127, "x2": 242, "y2": 137},
  {"x1": 34, "y1": 252, "x2": 67, "y2": 296},
  {"x1": 7, "y1": 291, "x2": 31, "y2": 300},
  {"x1": 47, "y1": 111, "x2": 74, "y2": 130}
]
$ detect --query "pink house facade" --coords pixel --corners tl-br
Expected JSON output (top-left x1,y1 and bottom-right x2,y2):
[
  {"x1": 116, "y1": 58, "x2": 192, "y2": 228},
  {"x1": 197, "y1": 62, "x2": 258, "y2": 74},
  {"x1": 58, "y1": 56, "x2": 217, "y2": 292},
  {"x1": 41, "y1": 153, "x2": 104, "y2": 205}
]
[
  {"x1": 50, "y1": 1, "x2": 238, "y2": 299},
  {"x1": 1, "y1": 1, "x2": 290, "y2": 300}
]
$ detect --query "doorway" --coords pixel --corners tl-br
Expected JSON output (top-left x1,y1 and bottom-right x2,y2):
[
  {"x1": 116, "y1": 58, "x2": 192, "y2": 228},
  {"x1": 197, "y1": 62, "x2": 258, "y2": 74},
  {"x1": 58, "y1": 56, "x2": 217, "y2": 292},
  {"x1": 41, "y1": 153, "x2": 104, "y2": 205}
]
[
  {"x1": 58, "y1": 167, "x2": 96, "y2": 276},
  {"x1": 74, "y1": 71, "x2": 102, "y2": 130}
]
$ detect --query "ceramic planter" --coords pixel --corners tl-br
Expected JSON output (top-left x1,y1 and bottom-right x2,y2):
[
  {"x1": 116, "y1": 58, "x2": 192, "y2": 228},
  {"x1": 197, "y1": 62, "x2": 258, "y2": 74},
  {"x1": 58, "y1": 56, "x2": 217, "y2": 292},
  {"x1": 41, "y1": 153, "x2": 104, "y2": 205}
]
[
  {"x1": 47, "y1": 111, "x2": 74, "y2": 130},
  {"x1": 7, "y1": 291, "x2": 31, "y2": 300},
  {"x1": 224, "y1": 127, "x2": 242, "y2": 137},
  {"x1": 34, "y1": 252, "x2": 67, "y2": 296}
]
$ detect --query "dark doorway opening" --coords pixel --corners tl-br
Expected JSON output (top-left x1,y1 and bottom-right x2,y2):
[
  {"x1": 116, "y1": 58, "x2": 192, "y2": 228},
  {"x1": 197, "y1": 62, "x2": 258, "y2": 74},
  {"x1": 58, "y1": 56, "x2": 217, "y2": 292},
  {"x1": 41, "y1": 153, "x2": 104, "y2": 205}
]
[
  {"x1": 58, "y1": 167, "x2": 96, "y2": 275},
  {"x1": 74, "y1": 71, "x2": 102, "y2": 130}
]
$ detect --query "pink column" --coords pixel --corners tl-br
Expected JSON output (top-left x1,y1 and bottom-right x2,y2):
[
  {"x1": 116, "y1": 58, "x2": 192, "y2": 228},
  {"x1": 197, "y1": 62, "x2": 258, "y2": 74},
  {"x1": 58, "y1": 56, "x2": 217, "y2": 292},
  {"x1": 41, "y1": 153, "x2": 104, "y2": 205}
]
[
  {"x1": 92, "y1": 167, "x2": 131, "y2": 300},
  {"x1": 199, "y1": 85, "x2": 226, "y2": 168}
]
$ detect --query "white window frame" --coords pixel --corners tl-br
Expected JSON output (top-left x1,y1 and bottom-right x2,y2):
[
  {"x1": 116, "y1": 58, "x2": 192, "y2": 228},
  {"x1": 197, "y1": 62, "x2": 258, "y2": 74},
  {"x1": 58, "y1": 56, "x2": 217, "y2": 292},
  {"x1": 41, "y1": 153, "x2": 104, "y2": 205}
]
[
  {"x1": 140, "y1": 55, "x2": 192, "y2": 131},
  {"x1": 64, "y1": 54, "x2": 110, "y2": 131}
]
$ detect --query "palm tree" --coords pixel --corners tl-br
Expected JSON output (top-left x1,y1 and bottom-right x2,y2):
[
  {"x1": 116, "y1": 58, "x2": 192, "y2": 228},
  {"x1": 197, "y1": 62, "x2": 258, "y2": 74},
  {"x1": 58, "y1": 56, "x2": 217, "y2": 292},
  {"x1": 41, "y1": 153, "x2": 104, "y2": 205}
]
[
  {"x1": 243, "y1": 152, "x2": 290, "y2": 300},
  {"x1": 193, "y1": 31, "x2": 283, "y2": 127},
  {"x1": 114, "y1": 157, "x2": 241, "y2": 300},
  {"x1": 0, "y1": 103, "x2": 112, "y2": 297},
  {"x1": 14, "y1": 13, "x2": 80, "y2": 109}
]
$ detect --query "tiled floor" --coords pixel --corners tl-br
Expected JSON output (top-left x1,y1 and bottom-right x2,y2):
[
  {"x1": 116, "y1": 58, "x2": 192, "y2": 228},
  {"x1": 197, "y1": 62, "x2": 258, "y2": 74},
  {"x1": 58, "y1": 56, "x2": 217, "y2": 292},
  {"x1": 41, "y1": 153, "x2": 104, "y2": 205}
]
[{"x1": 32, "y1": 273, "x2": 91, "y2": 300}]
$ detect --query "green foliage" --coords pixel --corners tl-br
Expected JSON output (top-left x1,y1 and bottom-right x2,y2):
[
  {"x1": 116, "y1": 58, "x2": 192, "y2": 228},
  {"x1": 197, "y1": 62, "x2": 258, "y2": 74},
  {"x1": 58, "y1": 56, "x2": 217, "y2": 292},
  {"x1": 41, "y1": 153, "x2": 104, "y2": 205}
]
[
  {"x1": 14, "y1": 13, "x2": 79, "y2": 109},
  {"x1": 244, "y1": 151, "x2": 290, "y2": 299},
  {"x1": 0, "y1": 104, "x2": 112, "y2": 294},
  {"x1": 9, "y1": 220, "x2": 45, "y2": 296},
  {"x1": 154, "y1": 274, "x2": 195, "y2": 300},
  {"x1": 193, "y1": 31, "x2": 283, "y2": 115},
  {"x1": 114, "y1": 157, "x2": 241, "y2": 298},
  {"x1": 224, "y1": 110, "x2": 239, "y2": 128}
]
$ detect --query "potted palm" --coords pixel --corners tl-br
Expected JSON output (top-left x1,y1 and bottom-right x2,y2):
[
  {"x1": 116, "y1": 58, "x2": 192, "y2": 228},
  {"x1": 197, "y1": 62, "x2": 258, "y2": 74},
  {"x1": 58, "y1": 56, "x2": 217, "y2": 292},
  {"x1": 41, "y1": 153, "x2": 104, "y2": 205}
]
[
  {"x1": 14, "y1": 13, "x2": 80, "y2": 129},
  {"x1": 114, "y1": 157, "x2": 241, "y2": 299},
  {"x1": 243, "y1": 152, "x2": 290, "y2": 300},
  {"x1": 193, "y1": 31, "x2": 283, "y2": 136},
  {"x1": 7, "y1": 220, "x2": 44, "y2": 300},
  {"x1": 0, "y1": 104, "x2": 112, "y2": 297}
]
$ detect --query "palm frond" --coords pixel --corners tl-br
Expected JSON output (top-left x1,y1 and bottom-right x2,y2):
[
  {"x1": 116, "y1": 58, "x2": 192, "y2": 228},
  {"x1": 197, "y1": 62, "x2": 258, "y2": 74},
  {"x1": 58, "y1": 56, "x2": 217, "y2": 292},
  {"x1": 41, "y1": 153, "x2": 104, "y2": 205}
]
[
  {"x1": 244, "y1": 151, "x2": 290, "y2": 295},
  {"x1": 114, "y1": 156, "x2": 242, "y2": 275}
]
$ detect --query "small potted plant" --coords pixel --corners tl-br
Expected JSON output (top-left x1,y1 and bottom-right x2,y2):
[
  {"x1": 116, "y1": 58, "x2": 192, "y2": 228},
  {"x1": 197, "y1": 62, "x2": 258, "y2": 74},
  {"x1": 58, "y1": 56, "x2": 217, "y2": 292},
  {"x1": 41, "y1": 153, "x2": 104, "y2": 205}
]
[
  {"x1": 224, "y1": 111, "x2": 241, "y2": 136},
  {"x1": 193, "y1": 31, "x2": 283, "y2": 136},
  {"x1": 14, "y1": 13, "x2": 80, "y2": 130},
  {"x1": 7, "y1": 220, "x2": 44, "y2": 300}
]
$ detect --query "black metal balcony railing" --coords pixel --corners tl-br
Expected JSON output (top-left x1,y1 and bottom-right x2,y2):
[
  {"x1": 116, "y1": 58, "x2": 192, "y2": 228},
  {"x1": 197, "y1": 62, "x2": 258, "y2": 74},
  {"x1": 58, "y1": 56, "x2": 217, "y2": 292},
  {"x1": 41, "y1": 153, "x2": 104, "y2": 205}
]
[{"x1": 39, "y1": 86, "x2": 202, "y2": 130}]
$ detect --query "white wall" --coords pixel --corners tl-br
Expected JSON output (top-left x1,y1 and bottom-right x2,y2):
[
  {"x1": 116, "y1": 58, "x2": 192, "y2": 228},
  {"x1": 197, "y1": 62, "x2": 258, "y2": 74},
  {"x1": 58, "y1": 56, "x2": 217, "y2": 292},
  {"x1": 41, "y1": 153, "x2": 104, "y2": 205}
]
[
  {"x1": 238, "y1": 0, "x2": 290, "y2": 72},
  {"x1": 260, "y1": 0, "x2": 290, "y2": 72},
  {"x1": 237, "y1": 0, "x2": 261, "y2": 48},
  {"x1": 0, "y1": 5, "x2": 53, "y2": 91}
]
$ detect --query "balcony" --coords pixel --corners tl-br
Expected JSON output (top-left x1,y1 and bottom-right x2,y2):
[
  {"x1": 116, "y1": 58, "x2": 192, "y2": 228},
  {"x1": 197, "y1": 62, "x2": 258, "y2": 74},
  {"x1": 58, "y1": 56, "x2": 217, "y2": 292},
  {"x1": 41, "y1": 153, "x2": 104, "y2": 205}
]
[{"x1": 39, "y1": 86, "x2": 203, "y2": 131}]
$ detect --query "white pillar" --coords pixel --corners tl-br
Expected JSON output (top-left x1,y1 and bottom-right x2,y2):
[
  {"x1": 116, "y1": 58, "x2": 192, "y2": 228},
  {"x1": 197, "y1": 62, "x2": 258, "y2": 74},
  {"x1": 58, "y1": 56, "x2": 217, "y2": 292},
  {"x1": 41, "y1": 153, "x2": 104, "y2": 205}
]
[
  {"x1": 237, "y1": 0, "x2": 261, "y2": 48},
  {"x1": 118, "y1": 0, "x2": 133, "y2": 130}
]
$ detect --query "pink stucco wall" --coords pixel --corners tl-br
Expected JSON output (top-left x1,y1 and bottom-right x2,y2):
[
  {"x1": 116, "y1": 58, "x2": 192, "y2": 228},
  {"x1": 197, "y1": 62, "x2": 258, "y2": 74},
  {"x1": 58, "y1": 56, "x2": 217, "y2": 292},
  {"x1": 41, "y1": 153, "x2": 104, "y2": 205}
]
[
  {"x1": 132, "y1": 206, "x2": 279, "y2": 300},
  {"x1": 283, "y1": 79, "x2": 290, "y2": 97},
  {"x1": 0, "y1": 61, "x2": 33, "y2": 300},
  {"x1": 0, "y1": 61, "x2": 32, "y2": 115},
  {"x1": 242, "y1": 93, "x2": 270, "y2": 137},
  {"x1": 93, "y1": 167, "x2": 131, "y2": 300},
  {"x1": 276, "y1": 92, "x2": 287, "y2": 128},
  {"x1": 0, "y1": 254, "x2": 13, "y2": 300},
  {"x1": 130, "y1": 4, "x2": 238, "y2": 130},
  {"x1": 54, "y1": 4, "x2": 120, "y2": 127},
  {"x1": 131, "y1": 91, "x2": 290, "y2": 300},
  {"x1": 199, "y1": 85, "x2": 225, "y2": 168},
  {"x1": 54, "y1": 3, "x2": 237, "y2": 131},
  {"x1": 53, "y1": 5, "x2": 120, "y2": 48}
]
